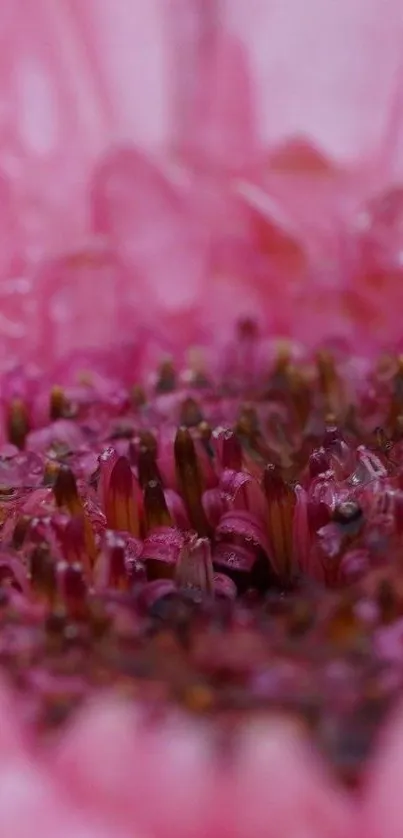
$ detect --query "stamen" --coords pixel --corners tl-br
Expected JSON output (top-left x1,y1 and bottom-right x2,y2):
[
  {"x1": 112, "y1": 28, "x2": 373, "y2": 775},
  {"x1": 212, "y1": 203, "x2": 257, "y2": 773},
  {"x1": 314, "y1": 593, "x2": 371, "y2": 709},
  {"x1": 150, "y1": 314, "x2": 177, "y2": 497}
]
[
  {"x1": 30, "y1": 544, "x2": 57, "y2": 605},
  {"x1": 263, "y1": 464, "x2": 296, "y2": 580},
  {"x1": 179, "y1": 397, "x2": 204, "y2": 427},
  {"x1": 138, "y1": 430, "x2": 158, "y2": 457},
  {"x1": 130, "y1": 385, "x2": 146, "y2": 408},
  {"x1": 143, "y1": 479, "x2": 172, "y2": 531},
  {"x1": 105, "y1": 456, "x2": 139, "y2": 536},
  {"x1": 377, "y1": 578, "x2": 399, "y2": 623},
  {"x1": 174, "y1": 427, "x2": 210, "y2": 537},
  {"x1": 53, "y1": 466, "x2": 96, "y2": 563},
  {"x1": 57, "y1": 560, "x2": 88, "y2": 619},
  {"x1": 273, "y1": 339, "x2": 292, "y2": 373},
  {"x1": 4, "y1": 320, "x2": 403, "y2": 774},
  {"x1": 316, "y1": 350, "x2": 344, "y2": 420},
  {"x1": 6, "y1": 398, "x2": 29, "y2": 449},
  {"x1": 221, "y1": 429, "x2": 243, "y2": 471},
  {"x1": 59, "y1": 516, "x2": 91, "y2": 576},
  {"x1": 49, "y1": 386, "x2": 70, "y2": 420},
  {"x1": 142, "y1": 526, "x2": 184, "y2": 581},
  {"x1": 235, "y1": 404, "x2": 260, "y2": 442},
  {"x1": 43, "y1": 460, "x2": 61, "y2": 486},
  {"x1": 289, "y1": 366, "x2": 312, "y2": 428},
  {"x1": 175, "y1": 536, "x2": 214, "y2": 596},
  {"x1": 198, "y1": 420, "x2": 212, "y2": 443},
  {"x1": 12, "y1": 515, "x2": 32, "y2": 549},
  {"x1": 94, "y1": 531, "x2": 128, "y2": 591},
  {"x1": 99, "y1": 446, "x2": 119, "y2": 519},
  {"x1": 53, "y1": 465, "x2": 82, "y2": 515},
  {"x1": 137, "y1": 442, "x2": 161, "y2": 488},
  {"x1": 155, "y1": 358, "x2": 176, "y2": 393}
]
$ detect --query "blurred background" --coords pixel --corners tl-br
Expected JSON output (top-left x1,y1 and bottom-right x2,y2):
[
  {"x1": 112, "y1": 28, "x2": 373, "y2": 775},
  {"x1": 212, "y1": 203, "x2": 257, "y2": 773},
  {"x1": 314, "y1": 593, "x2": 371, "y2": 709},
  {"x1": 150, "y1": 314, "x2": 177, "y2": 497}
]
[
  {"x1": 1, "y1": 0, "x2": 403, "y2": 367},
  {"x1": 6, "y1": 0, "x2": 403, "y2": 176}
]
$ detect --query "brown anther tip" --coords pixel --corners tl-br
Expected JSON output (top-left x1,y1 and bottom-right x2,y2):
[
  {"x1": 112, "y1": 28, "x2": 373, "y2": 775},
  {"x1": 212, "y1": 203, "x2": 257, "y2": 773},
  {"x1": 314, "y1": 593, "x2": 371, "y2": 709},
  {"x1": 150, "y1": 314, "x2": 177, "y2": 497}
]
[
  {"x1": 274, "y1": 339, "x2": 292, "y2": 371},
  {"x1": 175, "y1": 536, "x2": 214, "y2": 595},
  {"x1": 50, "y1": 386, "x2": 69, "y2": 421},
  {"x1": 263, "y1": 464, "x2": 296, "y2": 581},
  {"x1": 239, "y1": 402, "x2": 258, "y2": 419},
  {"x1": 138, "y1": 444, "x2": 161, "y2": 488},
  {"x1": 263, "y1": 463, "x2": 285, "y2": 495},
  {"x1": 377, "y1": 579, "x2": 399, "y2": 623},
  {"x1": 318, "y1": 352, "x2": 337, "y2": 384},
  {"x1": 58, "y1": 561, "x2": 88, "y2": 616},
  {"x1": 326, "y1": 598, "x2": 362, "y2": 648},
  {"x1": 156, "y1": 359, "x2": 176, "y2": 393},
  {"x1": 374, "y1": 426, "x2": 392, "y2": 451},
  {"x1": 109, "y1": 456, "x2": 133, "y2": 495},
  {"x1": 7, "y1": 398, "x2": 29, "y2": 449},
  {"x1": 174, "y1": 426, "x2": 196, "y2": 464},
  {"x1": 316, "y1": 348, "x2": 334, "y2": 366},
  {"x1": 44, "y1": 460, "x2": 60, "y2": 486},
  {"x1": 219, "y1": 428, "x2": 242, "y2": 471},
  {"x1": 53, "y1": 465, "x2": 79, "y2": 508},
  {"x1": 236, "y1": 404, "x2": 259, "y2": 438},
  {"x1": 106, "y1": 457, "x2": 138, "y2": 536},
  {"x1": 131, "y1": 385, "x2": 146, "y2": 407},
  {"x1": 30, "y1": 543, "x2": 57, "y2": 600},
  {"x1": 144, "y1": 479, "x2": 172, "y2": 529},
  {"x1": 144, "y1": 477, "x2": 162, "y2": 493},
  {"x1": 95, "y1": 531, "x2": 128, "y2": 590},
  {"x1": 108, "y1": 548, "x2": 127, "y2": 590},
  {"x1": 174, "y1": 428, "x2": 210, "y2": 536},
  {"x1": 198, "y1": 421, "x2": 212, "y2": 441},
  {"x1": 323, "y1": 424, "x2": 341, "y2": 445},
  {"x1": 61, "y1": 516, "x2": 89, "y2": 569},
  {"x1": 180, "y1": 397, "x2": 204, "y2": 428},
  {"x1": 45, "y1": 607, "x2": 67, "y2": 637},
  {"x1": 138, "y1": 430, "x2": 158, "y2": 455},
  {"x1": 12, "y1": 515, "x2": 31, "y2": 549},
  {"x1": 237, "y1": 317, "x2": 258, "y2": 339},
  {"x1": 184, "y1": 685, "x2": 213, "y2": 713}
]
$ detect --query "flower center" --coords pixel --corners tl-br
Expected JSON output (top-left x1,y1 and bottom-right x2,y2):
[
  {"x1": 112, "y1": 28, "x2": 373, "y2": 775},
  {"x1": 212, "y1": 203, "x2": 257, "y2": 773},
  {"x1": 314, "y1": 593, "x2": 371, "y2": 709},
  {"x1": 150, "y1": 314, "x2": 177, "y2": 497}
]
[{"x1": 0, "y1": 328, "x2": 402, "y2": 786}]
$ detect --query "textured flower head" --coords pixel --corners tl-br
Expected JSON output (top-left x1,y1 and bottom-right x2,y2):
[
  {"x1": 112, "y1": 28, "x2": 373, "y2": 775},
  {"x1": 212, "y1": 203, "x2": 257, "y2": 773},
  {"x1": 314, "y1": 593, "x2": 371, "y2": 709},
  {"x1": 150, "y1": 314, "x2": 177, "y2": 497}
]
[
  {"x1": 0, "y1": 3, "x2": 402, "y2": 838},
  {"x1": 0, "y1": 0, "x2": 402, "y2": 373}
]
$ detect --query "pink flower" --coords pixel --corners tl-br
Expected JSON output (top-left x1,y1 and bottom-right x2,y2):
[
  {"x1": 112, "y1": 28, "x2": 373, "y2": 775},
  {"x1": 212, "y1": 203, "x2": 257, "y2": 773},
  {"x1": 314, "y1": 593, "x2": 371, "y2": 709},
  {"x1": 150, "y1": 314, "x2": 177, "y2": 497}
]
[{"x1": 1, "y1": 1, "x2": 403, "y2": 837}]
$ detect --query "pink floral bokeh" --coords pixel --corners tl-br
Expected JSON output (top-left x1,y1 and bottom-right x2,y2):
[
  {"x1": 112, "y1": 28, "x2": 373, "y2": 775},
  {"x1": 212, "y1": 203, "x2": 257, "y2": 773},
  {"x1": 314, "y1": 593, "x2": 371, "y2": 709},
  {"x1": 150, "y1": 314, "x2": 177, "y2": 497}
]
[{"x1": 1, "y1": 0, "x2": 403, "y2": 375}]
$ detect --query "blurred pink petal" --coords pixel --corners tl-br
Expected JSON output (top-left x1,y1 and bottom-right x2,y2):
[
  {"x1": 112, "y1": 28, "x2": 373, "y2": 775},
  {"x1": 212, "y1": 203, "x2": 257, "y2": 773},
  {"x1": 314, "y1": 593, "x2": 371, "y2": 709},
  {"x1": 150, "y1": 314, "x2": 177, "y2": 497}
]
[
  {"x1": 222, "y1": 0, "x2": 403, "y2": 170},
  {"x1": 53, "y1": 696, "x2": 215, "y2": 837},
  {"x1": 360, "y1": 702, "x2": 403, "y2": 838},
  {"x1": 0, "y1": 0, "x2": 398, "y2": 364},
  {"x1": 53, "y1": 697, "x2": 356, "y2": 838},
  {"x1": 232, "y1": 720, "x2": 354, "y2": 838}
]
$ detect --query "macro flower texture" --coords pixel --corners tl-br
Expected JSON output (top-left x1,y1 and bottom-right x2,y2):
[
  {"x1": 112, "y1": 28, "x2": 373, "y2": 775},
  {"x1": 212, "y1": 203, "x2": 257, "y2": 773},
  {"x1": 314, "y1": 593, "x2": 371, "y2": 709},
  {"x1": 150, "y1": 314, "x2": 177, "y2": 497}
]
[{"x1": 3, "y1": 0, "x2": 403, "y2": 836}]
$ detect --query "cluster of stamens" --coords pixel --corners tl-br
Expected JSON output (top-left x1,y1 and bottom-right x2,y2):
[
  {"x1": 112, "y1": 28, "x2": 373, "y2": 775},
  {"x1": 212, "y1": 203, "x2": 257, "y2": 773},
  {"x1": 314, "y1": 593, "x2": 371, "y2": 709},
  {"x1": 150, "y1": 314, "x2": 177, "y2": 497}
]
[{"x1": 2, "y1": 323, "x2": 403, "y2": 784}]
